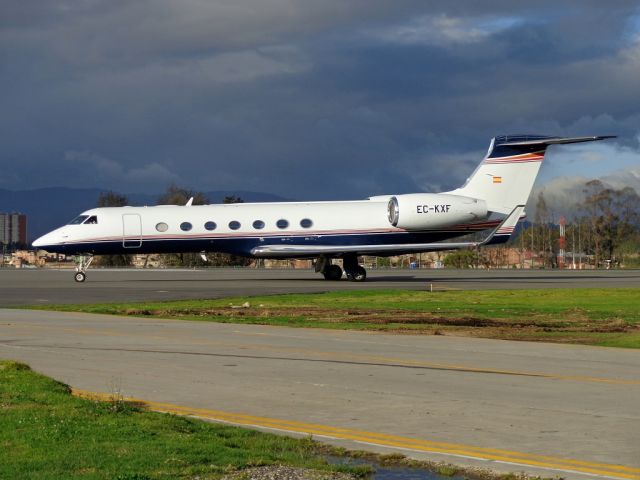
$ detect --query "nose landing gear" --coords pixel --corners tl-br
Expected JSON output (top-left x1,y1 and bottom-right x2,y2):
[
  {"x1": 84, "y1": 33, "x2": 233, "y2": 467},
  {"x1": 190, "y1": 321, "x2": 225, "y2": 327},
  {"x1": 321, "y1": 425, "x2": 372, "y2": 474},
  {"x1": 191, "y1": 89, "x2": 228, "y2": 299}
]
[{"x1": 74, "y1": 255, "x2": 94, "y2": 282}]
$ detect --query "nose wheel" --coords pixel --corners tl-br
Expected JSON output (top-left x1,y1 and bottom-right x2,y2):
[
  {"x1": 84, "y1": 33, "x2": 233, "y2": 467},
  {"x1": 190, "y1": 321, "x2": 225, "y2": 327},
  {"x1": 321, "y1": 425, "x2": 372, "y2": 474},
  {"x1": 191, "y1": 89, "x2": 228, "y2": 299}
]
[{"x1": 74, "y1": 255, "x2": 94, "y2": 283}]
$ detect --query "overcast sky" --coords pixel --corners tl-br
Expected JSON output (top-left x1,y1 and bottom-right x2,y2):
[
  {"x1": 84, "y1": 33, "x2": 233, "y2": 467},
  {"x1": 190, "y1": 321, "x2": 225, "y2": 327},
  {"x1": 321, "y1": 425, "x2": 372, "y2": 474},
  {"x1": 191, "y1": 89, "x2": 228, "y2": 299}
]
[{"x1": 1, "y1": 1, "x2": 639, "y2": 201}]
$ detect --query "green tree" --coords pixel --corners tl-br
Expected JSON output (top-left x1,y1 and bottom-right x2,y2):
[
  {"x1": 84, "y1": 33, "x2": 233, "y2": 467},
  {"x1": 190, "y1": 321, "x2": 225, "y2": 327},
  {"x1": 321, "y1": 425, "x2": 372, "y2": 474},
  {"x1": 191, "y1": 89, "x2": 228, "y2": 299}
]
[
  {"x1": 223, "y1": 195, "x2": 244, "y2": 204},
  {"x1": 582, "y1": 181, "x2": 640, "y2": 267},
  {"x1": 615, "y1": 187, "x2": 640, "y2": 262},
  {"x1": 376, "y1": 256, "x2": 391, "y2": 267},
  {"x1": 443, "y1": 249, "x2": 478, "y2": 268},
  {"x1": 158, "y1": 184, "x2": 209, "y2": 206},
  {"x1": 97, "y1": 191, "x2": 128, "y2": 208},
  {"x1": 94, "y1": 191, "x2": 132, "y2": 267}
]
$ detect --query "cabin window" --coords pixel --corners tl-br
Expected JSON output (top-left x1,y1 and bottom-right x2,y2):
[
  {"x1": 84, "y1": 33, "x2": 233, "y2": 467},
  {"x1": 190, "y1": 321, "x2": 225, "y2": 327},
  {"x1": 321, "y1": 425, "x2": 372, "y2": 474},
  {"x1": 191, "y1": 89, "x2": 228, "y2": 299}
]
[
  {"x1": 229, "y1": 221, "x2": 241, "y2": 230},
  {"x1": 300, "y1": 218, "x2": 313, "y2": 228},
  {"x1": 204, "y1": 221, "x2": 217, "y2": 231},
  {"x1": 83, "y1": 215, "x2": 98, "y2": 224},
  {"x1": 276, "y1": 219, "x2": 289, "y2": 229},
  {"x1": 180, "y1": 222, "x2": 193, "y2": 231},
  {"x1": 252, "y1": 220, "x2": 265, "y2": 230},
  {"x1": 68, "y1": 215, "x2": 88, "y2": 225},
  {"x1": 156, "y1": 222, "x2": 169, "y2": 232}
]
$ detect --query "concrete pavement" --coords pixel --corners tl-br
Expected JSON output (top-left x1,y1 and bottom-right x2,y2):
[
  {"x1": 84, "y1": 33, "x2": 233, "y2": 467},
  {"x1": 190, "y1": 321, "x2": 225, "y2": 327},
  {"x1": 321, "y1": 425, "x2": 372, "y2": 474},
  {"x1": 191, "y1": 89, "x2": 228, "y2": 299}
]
[
  {"x1": 1, "y1": 268, "x2": 639, "y2": 306},
  {"x1": 1, "y1": 308, "x2": 639, "y2": 479}
]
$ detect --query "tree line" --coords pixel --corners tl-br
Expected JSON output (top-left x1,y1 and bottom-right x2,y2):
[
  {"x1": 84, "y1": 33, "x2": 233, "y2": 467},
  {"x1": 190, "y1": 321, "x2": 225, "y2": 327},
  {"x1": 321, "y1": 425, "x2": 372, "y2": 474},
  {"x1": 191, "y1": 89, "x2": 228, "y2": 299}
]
[
  {"x1": 445, "y1": 179, "x2": 639, "y2": 269},
  {"x1": 516, "y1": 180, "x2": 640, "y2": 268}
]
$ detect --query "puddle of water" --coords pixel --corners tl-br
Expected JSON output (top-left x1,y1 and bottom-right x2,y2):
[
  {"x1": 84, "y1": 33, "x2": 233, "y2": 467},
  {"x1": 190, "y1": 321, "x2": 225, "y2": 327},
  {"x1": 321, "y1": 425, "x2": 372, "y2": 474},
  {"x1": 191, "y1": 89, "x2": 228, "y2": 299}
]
[
  {"x1": 371, "y1": 466, "x2": 460, "y2": 480},
  {"x1": 328, "y1": 456, "x2": 466, "y2": 480}
]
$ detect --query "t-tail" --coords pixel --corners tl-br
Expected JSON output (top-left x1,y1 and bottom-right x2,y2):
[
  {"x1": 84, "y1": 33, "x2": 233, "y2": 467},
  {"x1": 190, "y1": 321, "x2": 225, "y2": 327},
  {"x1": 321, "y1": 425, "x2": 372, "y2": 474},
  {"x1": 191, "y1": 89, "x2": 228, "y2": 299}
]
[{"x1": 450, "y1": 135, "x2": 615, "y2": 215}]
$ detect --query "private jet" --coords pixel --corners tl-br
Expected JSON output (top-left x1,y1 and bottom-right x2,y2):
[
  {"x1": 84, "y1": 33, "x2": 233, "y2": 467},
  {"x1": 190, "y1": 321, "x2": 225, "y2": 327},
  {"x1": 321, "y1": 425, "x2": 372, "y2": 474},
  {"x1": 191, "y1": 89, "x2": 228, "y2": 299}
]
[{"x1": 33, "y1": 135, "x2": 614, "y2": 282}]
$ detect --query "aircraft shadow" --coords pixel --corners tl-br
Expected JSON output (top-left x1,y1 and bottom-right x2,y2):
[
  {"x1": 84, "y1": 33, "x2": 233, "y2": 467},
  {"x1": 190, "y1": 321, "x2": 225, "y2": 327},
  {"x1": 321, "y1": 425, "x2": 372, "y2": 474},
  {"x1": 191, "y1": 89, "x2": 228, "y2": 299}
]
[
  {"x1": 90, "y1": 276, "x2": 427, "y2": 284},
  {"x1": 88, "y1": 271, "x2": 638, "y2": 284}
]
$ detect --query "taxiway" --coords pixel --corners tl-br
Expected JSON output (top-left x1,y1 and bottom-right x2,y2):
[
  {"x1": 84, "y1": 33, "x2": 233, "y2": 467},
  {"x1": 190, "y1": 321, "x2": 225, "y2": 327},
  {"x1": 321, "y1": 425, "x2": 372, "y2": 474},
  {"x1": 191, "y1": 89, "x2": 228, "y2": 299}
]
[
  {"x1": 0, "y1": 268, "x2": 639, "y2": 306},
  {"x1": 1, "y1": 308, "x2": 638, "y2": 479}
]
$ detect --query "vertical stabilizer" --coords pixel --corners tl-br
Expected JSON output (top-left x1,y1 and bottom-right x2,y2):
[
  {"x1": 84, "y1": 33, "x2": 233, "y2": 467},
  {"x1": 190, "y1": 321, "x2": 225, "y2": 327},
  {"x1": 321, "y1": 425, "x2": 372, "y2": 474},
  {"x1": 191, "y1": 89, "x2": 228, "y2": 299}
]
[{"x1": 449, "y1": 135, "x2": 615, "y2": 214}]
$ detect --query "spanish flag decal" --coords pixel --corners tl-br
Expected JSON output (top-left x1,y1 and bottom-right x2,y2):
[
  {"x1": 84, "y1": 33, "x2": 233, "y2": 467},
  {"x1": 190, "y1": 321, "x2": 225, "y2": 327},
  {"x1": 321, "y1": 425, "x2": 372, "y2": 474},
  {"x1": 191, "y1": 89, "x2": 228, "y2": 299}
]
[{"x1": 493, "y1": 176, "x2": 502, "y2": 184}]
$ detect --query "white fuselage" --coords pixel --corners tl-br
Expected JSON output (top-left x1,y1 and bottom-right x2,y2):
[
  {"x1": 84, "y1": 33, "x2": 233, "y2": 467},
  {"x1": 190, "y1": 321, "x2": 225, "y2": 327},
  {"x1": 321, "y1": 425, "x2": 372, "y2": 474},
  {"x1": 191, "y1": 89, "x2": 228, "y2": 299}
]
[{"x1": 32, "y1": 196, "x2": 494, "y2": 257}]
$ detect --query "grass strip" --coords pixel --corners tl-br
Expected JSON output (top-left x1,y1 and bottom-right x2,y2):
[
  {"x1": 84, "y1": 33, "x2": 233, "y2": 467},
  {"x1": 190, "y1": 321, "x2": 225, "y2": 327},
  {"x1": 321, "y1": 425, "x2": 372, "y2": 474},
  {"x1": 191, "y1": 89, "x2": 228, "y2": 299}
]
[
  {"x1": 0, "y1": 360, "x2": 370, "y2": 479},
  {"x1": 0, "y1": 360, "x2": 577, "y2": 480},
  {"x1": 28, "y1": 288, "x2": 640, "y2": 348}
]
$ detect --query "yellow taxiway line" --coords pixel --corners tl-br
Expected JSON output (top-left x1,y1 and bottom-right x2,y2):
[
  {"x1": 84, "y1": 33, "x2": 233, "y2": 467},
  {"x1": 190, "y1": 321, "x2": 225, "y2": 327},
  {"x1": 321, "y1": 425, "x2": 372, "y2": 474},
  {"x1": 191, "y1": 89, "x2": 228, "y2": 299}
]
[{"x1": 73, "y1": 389, "x2": 640, "y2": 480}]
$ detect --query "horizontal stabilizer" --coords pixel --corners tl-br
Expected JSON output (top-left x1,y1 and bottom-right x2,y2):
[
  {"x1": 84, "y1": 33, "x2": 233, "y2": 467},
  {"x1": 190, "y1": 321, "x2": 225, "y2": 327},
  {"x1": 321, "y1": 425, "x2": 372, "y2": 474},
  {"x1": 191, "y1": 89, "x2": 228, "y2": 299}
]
[{"x1": 496, "y1": 135, "x2": 616, "y2": 147}]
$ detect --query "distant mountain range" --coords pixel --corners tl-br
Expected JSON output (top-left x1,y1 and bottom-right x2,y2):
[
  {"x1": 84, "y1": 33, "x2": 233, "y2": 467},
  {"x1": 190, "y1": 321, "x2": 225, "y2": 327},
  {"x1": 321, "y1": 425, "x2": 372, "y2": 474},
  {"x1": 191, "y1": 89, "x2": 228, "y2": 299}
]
[{"x1": 0, "y1": 187, "x2": 291, "y2": 242}]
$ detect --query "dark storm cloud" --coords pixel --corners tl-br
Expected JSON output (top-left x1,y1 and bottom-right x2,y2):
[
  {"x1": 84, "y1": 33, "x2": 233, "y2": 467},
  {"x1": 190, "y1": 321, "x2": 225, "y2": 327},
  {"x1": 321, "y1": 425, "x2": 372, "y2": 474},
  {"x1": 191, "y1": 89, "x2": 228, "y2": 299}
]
[{"x1": 1, "y1": 0, "x2": 639, "y2": 200}]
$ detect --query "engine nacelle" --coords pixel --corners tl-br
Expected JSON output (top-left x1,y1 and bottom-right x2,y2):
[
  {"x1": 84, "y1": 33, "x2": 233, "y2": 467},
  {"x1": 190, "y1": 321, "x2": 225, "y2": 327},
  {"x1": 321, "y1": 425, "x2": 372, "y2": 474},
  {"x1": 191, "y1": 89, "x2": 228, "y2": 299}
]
[{"x1": 387, "y1": 193, "x2": 487, "y2": 230}]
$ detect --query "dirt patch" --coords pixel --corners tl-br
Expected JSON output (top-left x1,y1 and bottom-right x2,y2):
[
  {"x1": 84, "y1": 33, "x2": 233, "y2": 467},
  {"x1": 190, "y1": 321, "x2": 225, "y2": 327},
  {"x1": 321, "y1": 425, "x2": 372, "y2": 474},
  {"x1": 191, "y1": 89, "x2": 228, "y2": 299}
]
[
  {"x1": 120, "y1": 306, "x2": 639, "y2": 344},
  {"x1": 221, "y1": 465, "x2": 356, "y2": 480}
]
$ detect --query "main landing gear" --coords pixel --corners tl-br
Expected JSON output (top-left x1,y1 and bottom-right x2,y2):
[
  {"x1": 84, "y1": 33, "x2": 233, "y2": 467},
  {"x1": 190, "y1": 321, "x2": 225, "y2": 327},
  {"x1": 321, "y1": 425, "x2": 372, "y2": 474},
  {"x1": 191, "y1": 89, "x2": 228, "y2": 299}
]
[
  {"x1": 323, "y1": 264, "x2": 343, "y2": 281},
  {"x1": 74, "y1": 255, "x2": 94, "y2": 282},
  {"x1": 343, "y1": 254, "x2": 367, "y2": 282},
  {"x1": 315, "y1": 255, "x2": 367, "y2": 282}
]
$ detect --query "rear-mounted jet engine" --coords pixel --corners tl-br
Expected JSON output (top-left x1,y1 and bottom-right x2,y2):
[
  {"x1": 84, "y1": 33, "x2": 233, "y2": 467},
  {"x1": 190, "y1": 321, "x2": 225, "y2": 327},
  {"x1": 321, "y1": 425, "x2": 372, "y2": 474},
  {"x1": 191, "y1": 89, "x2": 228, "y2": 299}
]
[{"x1": 387, "y1": 194, "x2": 488, "y2": 230}]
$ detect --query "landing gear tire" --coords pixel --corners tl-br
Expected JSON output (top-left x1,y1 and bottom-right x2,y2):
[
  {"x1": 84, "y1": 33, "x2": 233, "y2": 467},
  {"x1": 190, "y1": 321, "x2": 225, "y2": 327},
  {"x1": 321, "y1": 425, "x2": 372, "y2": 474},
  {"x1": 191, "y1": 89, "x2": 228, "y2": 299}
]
[
  {"x1": 323, "y1": 264, "x2": 343, "y2": 281},
  {"x1": 73, "y1": 255, "x2": 94, "y2": 283},
  {"x1": 346, "y1": 265, "x2": 367, "y2": 282}
]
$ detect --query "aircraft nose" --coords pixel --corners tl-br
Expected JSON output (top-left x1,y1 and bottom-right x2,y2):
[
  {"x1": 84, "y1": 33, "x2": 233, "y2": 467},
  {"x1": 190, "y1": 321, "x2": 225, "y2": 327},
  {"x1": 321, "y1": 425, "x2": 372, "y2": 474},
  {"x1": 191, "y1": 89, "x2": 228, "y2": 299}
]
[
  {"x1": 33, "y1": 234, "x2": 51, "y2": 248},
  {"x1": 33, "y1": 229, "x2": 67, "y2": 249}
]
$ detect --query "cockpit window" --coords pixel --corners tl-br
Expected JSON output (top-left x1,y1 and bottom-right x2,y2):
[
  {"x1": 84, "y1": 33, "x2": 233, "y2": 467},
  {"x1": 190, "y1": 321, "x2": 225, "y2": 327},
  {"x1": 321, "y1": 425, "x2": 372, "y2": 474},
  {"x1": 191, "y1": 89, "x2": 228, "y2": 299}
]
[
  {"x1": 84, "y1": 216, "x2": 98, "y2": 224},
  {"x1": 68, "y1": 215, "x2": 89, "y2": 225}
]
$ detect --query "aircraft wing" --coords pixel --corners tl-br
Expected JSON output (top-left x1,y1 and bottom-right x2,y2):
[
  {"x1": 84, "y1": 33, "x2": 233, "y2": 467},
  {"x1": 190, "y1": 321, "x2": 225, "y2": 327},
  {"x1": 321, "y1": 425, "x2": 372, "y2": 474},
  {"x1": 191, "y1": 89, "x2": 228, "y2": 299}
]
[{"x1": 251, "y1": 205, "x2": 525, "y2": 258}]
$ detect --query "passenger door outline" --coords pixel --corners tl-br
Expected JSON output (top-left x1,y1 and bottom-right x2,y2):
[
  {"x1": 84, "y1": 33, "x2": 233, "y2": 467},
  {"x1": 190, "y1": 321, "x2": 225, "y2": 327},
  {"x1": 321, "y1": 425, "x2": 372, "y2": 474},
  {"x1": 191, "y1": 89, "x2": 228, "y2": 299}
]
[{"x1": 122, "y1": 214, "x2": 142, "y2": 248}]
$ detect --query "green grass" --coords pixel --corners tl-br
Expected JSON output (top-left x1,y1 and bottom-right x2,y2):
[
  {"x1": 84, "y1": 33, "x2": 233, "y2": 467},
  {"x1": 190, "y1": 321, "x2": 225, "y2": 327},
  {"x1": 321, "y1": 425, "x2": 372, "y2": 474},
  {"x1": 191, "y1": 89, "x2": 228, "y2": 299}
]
[
  {"x1": 0, "y1": 361, "x2": 370, "y2": 480},
  {"x1": 28, "y1": 288, "x2": 640, "y2": 348}
]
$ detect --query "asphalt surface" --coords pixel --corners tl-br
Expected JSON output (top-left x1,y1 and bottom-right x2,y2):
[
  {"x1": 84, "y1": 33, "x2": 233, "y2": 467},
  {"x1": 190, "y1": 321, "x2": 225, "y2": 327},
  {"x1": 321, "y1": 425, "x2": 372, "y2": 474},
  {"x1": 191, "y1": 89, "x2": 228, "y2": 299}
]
[
  {"x1": 1, "y1": 309, "x2": 639, "y2": 479},
  {"x1": 1, "y1": 268, "x2": 639, "y2": 306}
]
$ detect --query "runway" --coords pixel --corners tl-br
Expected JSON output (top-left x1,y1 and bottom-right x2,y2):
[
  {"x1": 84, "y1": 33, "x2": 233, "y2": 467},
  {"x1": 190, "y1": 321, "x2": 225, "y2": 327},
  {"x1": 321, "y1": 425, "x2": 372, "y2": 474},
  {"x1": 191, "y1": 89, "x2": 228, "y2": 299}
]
[
  {"x1": 1, "y1": 268, "x2": 639, "y2": 306},
  {"x1": 1, "y1": 309, "x2": 638, "y2": 479}
]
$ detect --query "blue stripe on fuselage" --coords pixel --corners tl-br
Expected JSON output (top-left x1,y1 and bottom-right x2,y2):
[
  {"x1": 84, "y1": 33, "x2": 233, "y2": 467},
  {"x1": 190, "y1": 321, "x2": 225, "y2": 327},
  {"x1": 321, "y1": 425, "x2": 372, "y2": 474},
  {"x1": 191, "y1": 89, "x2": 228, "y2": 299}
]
[{"x1": 37, "y1": 230, "x2": 483, "y2": 256}]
